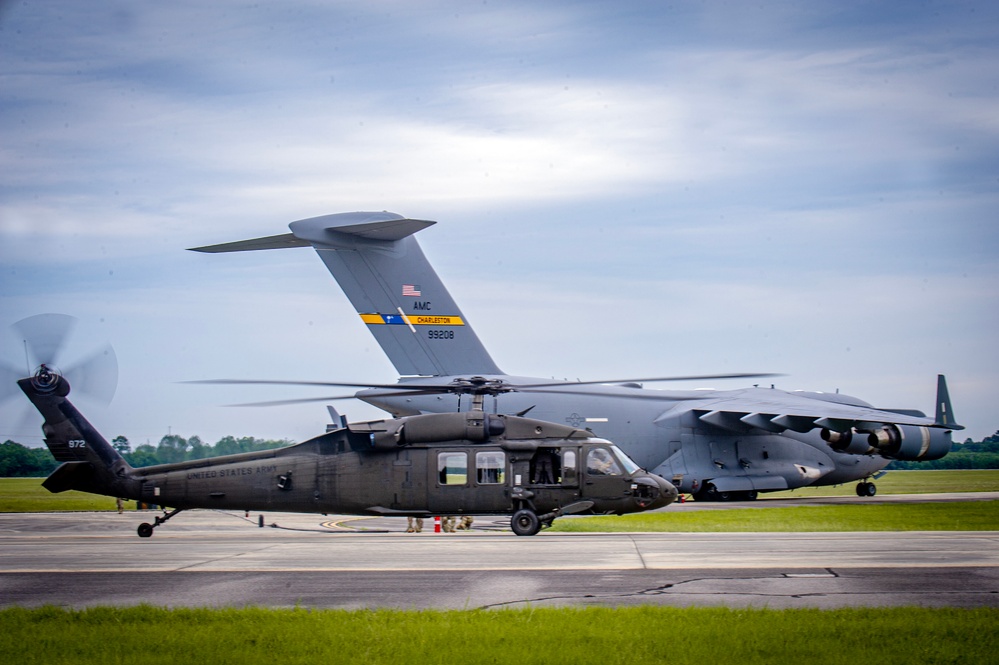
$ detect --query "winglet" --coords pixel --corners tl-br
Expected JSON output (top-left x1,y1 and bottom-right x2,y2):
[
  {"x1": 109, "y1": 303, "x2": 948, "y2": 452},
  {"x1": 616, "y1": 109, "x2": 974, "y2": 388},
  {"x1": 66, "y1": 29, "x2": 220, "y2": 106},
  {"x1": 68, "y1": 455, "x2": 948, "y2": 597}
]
[{"x1": 934, "y1": 374, "x2": 962, "y2": 430}]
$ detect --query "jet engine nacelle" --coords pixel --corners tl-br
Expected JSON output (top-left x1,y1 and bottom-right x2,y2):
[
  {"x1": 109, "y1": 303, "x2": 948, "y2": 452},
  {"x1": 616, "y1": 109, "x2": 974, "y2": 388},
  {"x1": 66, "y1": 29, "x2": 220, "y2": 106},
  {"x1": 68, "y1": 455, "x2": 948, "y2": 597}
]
[
  {"x1": 866, "y1": 424, "x2": 952, "y2": 461},
  {"x1": 820, "y1": 428, "x2": 874, "y2": 456}
]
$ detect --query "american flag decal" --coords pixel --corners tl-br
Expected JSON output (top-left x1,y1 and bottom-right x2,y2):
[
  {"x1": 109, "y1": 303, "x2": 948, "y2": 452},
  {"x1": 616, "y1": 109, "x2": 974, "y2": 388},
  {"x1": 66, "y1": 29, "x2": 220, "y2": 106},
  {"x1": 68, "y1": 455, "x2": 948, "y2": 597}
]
[{"x1": 402, "y1": 284, "x2": 421, "y2": 297}]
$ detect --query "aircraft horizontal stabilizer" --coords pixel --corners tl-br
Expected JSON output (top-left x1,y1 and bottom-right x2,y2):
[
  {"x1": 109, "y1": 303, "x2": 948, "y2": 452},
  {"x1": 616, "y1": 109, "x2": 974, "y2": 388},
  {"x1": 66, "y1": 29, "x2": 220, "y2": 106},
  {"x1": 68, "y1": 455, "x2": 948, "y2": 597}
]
[
  {"x1": 189, "y1": 213, "x2": 436, "y2": 254},
  {"x1": 189, "y1": 233, "x2": 310, "y2": 253},
  {"x1": 42, "y1": 461, "x2": 94, "y2": 493}
]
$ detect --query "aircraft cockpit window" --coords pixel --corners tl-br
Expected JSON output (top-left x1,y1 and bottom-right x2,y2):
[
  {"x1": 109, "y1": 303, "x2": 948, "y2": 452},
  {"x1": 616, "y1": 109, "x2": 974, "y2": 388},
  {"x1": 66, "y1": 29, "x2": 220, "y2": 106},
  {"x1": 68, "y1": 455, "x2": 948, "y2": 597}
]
[
  {"x1": 586, "y1": 447, "x2": 622, "y2": 476},
  {"x1": 610, "y1": 444, "x2": 641, "y2": 475},
  {"x1": 476, "y1": 451, "x2": 505, "y2": 484},
  {"x1": 438, "y1": 452, "x2": 467, "y2": 485}
]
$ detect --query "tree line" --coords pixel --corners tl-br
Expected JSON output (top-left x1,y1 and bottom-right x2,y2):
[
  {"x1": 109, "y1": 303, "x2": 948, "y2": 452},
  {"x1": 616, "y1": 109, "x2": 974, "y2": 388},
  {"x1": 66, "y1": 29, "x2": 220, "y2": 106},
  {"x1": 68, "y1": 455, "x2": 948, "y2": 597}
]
[
  {"x1": 2, "y1": 430, "x2": 998, "y2": 477},
  {"x1": 0, "y1": 434, "x2": 292, "y2": 477}
]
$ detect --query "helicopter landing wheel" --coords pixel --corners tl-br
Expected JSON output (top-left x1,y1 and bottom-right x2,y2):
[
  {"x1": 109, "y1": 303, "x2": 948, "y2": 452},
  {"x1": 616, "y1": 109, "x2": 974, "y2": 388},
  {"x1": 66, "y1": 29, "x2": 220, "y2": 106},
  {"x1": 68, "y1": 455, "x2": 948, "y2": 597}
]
[
  {"x1": 511, "y1": 509, "x2": 541, "y2": 537},
  {"x1": 137, "y1": 522, "x2": 154, "y2": 538}
]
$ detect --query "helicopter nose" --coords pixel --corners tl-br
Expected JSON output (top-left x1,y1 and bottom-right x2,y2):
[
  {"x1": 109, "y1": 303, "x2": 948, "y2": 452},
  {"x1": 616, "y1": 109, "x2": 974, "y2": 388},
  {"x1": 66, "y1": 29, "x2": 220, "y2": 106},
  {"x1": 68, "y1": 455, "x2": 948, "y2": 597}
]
[
  {"x1": 658, "y1": 475, "x2": 679, "y2": 506},
  {"x1": 632, "y1": 474, "x2": 678, "y2": 510},
  {"x1": 645, "y1": 473, "x2": 678, "y2": 508}
]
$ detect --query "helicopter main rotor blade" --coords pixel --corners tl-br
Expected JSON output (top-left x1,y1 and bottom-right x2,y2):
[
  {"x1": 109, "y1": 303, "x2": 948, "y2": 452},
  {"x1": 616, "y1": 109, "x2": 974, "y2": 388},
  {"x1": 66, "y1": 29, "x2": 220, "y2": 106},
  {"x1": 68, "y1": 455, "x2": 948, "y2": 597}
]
[
  {"x1": 515, "y1": 373, "x2": 783, "y2": 389},
  {"x1": 225, "y1": 394, "x2": 361, "y2": 407},
  {"x1": 185, "y1": 378, "x2": 437, "y2": 391},
  {"x1": 225, "y1": 389, "x2": 446, "y2": 407}
]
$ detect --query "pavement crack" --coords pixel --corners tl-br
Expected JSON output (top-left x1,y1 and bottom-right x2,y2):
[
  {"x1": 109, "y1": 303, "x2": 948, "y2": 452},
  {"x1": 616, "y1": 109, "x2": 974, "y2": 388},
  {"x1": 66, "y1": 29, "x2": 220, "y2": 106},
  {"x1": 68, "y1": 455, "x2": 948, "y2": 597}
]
[
  {"x1": 170, "y1": 544, "x2": 284, "y2": 572},
  {"x1": 628, "y1": 535, "x2": 649, "y2": 569}
]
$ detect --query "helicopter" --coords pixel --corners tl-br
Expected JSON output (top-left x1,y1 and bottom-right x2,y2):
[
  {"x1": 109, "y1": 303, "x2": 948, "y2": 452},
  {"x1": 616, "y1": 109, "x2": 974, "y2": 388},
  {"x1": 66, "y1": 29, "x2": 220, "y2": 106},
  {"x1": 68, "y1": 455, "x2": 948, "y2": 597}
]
[{"x1": 17, "y1": 364, "x2": 677, "y2": 538}]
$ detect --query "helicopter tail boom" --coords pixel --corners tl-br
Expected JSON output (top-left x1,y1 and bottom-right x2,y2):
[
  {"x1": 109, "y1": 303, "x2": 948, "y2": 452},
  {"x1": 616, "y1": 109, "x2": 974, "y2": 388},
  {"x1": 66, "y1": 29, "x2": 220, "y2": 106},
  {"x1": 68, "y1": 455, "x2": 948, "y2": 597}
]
[{"x1": 18, "y1": 373, "x2": 131, "y2": 496}]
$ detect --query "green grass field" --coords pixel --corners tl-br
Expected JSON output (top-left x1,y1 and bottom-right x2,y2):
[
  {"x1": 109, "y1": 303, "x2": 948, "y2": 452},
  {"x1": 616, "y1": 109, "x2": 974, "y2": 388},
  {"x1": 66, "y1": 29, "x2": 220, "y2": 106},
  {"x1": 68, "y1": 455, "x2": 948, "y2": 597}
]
[
  {"x1": 0, "y1": 606, "x2": 995, "y2": 665},
  {"x1": 0, "y1": 478, "x2": 120, "y2": 512},
  {"x1": 763, "y1": 469, "x2": 999, "y2": 496},
  {"x1": 551, "y1": 500, "x2": 999, "y2": 532}
]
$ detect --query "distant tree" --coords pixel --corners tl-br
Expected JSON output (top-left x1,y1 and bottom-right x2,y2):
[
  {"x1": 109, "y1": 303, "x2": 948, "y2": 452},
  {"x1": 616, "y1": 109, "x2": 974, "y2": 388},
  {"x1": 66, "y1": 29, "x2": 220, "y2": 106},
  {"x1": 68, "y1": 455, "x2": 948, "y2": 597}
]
[
  {"x1": 187, "y1": 435, "x2": 209, "y2": 460},
  {"x1": 127, "y1": 444, "x2": 160, "y2": 468},
  {"x1": 213, "y1": 435, "x2": 242, "y2": 456},
  {"x1": 0, "y1": 440, "x2": 57, "y2": 477},
  {"x1": 156, "y1": 435, "x2": 189, "y2": 464},
  {"x1": 112, "y1": 435, "x2": 131, "y2": 455}
]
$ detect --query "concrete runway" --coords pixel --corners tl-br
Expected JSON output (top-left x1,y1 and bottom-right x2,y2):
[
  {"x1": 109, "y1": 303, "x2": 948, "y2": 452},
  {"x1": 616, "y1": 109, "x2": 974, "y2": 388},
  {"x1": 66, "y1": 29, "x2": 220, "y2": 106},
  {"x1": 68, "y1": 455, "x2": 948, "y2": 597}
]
[{"x1": 2, "y1": 501, "x2": 998, "y2": 610}]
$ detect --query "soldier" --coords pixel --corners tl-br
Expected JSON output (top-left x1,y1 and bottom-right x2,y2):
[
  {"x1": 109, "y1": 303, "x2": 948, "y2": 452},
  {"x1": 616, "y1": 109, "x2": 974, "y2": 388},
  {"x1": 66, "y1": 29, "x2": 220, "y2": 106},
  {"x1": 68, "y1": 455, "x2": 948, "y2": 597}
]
[
  {"x1": 442, "y1": 515, "x2": 457, "y2": 532},
  {"x1": 406, "y1": 516, "x2": 424, "y2": 533},
  {"x1": 457, "y1": 515, "x2": 474, "y2": 530}
]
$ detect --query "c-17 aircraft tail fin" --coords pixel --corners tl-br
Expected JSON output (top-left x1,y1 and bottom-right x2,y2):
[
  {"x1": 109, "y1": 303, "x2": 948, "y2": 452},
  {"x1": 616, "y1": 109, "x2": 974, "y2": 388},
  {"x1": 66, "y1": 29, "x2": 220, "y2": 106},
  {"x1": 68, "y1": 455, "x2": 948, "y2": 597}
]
[
  {"x1": 191, "y1": 212, "x2": 503, "y2": 377},
  {"x1": 934, "y1": 374, "x2": 962, "y2": 430}
]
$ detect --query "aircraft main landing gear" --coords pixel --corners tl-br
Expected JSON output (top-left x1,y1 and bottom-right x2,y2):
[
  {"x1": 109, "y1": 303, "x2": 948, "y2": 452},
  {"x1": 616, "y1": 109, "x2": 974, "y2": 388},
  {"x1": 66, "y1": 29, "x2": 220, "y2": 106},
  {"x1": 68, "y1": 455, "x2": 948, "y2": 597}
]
[
  {"x1": 511, "y1": 509, "x2": 541, "y2": 536},
  {"x1": 137, "y1": 507, "x2": 184, "y2": 538},
  {"x1": 856, "y1": 481, "x2": 877, "y2": 497}
]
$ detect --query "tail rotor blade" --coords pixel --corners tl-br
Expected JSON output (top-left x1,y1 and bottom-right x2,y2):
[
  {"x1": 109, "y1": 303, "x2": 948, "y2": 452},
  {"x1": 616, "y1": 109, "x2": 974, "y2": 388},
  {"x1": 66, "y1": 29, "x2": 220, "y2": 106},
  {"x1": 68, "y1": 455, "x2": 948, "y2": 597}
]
[
  {"x1": 63, "y1": 343, "x2": 118, "y2": 406},
  {"x1": 12, "y1": 313, "x2": 78, "y2": 368}
]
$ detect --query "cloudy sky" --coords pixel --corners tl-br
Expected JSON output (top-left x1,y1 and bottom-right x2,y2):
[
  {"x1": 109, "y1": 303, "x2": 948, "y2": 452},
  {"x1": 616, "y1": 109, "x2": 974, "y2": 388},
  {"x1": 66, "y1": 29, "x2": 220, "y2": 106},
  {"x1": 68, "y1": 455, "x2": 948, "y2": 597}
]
[{"x1": 1, "y1": 0, "x2": 997, "y2": 448}]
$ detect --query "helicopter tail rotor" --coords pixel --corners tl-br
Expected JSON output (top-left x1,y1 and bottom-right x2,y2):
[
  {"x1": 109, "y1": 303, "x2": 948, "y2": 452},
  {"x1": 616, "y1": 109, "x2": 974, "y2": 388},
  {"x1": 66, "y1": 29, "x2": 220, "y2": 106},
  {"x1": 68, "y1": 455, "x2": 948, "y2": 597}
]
[{"x1": 2, "y1": 314, "x2": 119, "y2": 444}]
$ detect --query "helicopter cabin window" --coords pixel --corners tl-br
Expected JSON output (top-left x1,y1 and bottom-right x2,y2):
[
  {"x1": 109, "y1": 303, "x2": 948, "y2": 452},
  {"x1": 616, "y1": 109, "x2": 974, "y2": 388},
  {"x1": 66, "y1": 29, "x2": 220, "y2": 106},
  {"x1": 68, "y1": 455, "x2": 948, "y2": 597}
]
[
  {"x1": 476, "y1": 451, "x2": 505, "y2": 484},
  {"x1": 438, "y1": 452, "x2": 467, "y2": 485},
  {"x1": 586, "y1": 447, "x2": 622, "y2": 476}
]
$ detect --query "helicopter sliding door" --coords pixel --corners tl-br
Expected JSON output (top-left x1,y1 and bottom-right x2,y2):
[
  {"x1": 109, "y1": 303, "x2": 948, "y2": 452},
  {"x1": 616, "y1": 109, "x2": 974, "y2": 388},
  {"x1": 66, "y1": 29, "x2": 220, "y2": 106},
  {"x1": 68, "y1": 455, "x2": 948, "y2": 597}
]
[{"x1": 427, "y1": 447, "x2": 509, "y2": 513}]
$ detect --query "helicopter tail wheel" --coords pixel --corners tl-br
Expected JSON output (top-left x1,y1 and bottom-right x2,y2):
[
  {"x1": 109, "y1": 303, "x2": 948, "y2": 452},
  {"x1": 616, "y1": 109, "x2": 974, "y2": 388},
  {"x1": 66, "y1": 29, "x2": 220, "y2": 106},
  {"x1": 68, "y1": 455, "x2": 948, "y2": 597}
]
[
  {"x1": 135, "y1": 507, "x2": 184, "y2": 537},
  {"x1": 510, "y1": 509, "x2": 541, "y2": 537}
]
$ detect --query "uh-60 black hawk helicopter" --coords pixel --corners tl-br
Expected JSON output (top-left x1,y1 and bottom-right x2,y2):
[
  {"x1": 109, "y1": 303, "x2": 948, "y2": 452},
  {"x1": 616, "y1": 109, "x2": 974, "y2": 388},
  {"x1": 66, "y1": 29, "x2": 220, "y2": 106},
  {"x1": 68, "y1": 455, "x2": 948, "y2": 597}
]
[{"x1": 17, "y1": 358, "x2": 678, "y2": 537}]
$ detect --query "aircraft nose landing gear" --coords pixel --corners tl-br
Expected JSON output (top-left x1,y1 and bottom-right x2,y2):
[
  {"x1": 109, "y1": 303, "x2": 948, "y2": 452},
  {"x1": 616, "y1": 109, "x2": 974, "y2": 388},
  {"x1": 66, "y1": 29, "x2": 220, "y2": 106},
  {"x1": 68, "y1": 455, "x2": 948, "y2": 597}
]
[
  {"x1": 856, "y1": 481, "x2": 877, "y2": 497},
  {"x1": 137, "y1": 507, "x2": 184, "y2": 538}
]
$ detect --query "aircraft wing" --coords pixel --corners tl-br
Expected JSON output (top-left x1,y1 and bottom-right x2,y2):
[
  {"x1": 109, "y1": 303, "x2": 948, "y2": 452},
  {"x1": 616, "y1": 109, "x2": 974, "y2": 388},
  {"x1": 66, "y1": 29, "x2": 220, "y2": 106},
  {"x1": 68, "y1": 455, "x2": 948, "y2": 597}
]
[{"x1": 652, "y1": 376, "x2": 960, "y2": 434}]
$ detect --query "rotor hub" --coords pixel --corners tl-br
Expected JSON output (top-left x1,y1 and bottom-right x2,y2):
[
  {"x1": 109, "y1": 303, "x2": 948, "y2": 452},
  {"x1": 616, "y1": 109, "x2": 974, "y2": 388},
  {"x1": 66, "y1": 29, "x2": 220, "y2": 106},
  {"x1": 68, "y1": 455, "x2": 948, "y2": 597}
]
[{"x1": 31, "y1": 364, "x2": 62, "y2": 393}]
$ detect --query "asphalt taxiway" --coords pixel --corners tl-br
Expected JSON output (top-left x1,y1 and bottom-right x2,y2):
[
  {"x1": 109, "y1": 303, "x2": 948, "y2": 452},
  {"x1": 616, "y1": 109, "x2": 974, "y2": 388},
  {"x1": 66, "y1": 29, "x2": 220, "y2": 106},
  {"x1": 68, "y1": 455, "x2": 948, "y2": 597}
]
[{"x1": 1, "y1": 502, "x2": 997, "y2": 610}]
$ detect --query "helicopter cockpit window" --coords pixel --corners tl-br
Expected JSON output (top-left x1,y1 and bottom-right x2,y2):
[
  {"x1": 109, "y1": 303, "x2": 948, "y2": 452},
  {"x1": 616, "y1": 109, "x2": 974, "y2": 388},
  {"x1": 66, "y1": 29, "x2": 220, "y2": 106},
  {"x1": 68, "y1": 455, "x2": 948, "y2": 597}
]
[
  {"x1": 610, "y1": 444, "x2": 641, "y2": 475},
  {"x1": 586, "y1": 447, "x2": 622, "y2": 476},
  {"x1": 476, "y1": 451, "x2": 505, "y2": 484},
  {"x1": 438, "y1": 452, "x2": 467, "y2": 485}
]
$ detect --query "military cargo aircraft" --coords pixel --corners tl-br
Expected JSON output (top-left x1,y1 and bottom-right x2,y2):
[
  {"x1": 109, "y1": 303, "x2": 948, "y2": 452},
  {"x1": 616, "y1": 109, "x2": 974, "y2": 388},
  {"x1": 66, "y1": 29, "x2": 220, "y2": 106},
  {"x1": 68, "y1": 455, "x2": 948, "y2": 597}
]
[
  {"x1": 18, "y1": 362, "x2": 676, "y2": 537},
  {"x1": 191, "y1": 212, "x2": 963, "y2": 500}
]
